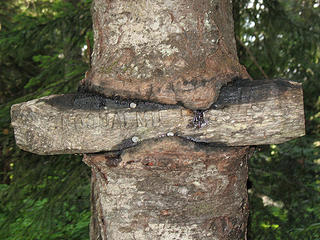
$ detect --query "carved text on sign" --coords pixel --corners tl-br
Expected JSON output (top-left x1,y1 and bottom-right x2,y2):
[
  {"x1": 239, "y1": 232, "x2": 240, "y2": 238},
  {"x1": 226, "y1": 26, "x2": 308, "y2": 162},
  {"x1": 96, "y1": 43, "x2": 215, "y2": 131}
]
[
  {"x1": 58, "y1": 111, "x2": 163, "y2": 131},
  {"x1": 11, "y1": 80, "x2": 305, "y2": 154}
]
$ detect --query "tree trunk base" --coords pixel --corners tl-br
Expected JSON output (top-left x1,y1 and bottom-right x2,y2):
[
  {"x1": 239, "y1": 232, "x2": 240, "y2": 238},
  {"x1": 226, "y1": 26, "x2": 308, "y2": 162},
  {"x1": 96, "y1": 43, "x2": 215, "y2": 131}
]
[{"x1": 83, "y1": 137, "x2": 250, "y2": 240}]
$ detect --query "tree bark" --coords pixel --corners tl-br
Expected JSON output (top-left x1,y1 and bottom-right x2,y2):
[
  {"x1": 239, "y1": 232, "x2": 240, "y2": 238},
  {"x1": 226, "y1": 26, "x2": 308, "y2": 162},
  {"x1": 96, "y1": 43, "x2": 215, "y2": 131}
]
[
  {"x1": 83, "y1": 0, "x2": 251, "y2": 239},
  {"x1": 83, "y1": 138, "x2": 251, "y2": 240},
  {"x1": 8, "y1": 1, "x2": 305, "y2": 239},
  {"x1": 82, "y1": 0, "x2": 249, "y2": 110}
]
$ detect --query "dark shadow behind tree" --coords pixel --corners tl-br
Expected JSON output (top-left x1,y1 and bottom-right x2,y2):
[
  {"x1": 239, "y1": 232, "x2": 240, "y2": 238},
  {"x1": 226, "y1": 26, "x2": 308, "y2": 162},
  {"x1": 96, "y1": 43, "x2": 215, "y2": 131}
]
[{"x1": 0, "y1": 0, "x2": 319, "y2": 239}]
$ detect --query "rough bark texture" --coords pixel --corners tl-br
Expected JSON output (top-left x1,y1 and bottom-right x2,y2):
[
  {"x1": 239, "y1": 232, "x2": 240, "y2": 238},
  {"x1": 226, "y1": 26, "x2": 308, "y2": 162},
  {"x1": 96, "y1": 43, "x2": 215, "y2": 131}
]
[
  {"x1": 82, "y1": 0, "x2": 249, "y2": 110},
  {"x1": 9, "y1": 1, "x2": 306, "y2": 239},
  {"x1": 11, "y1": 79, "x2": 305, "y2": 155},
  {"x1": 83, "y1": 137, "x2": 250, "y2": 240}
]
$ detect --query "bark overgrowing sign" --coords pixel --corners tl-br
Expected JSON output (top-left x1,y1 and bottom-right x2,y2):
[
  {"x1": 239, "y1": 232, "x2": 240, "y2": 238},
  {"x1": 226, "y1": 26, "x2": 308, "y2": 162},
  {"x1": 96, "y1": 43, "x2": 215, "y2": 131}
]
[
  {"x1": 11, "y1": 79, "x2": 305, "y2": 155},
  {"x1": 10, "y1": 0, "x2": 306, "y2": 239}
]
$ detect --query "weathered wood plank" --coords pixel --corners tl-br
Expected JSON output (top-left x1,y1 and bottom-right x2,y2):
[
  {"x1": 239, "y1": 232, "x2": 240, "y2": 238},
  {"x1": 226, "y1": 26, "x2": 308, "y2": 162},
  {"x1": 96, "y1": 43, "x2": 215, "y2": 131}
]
[{"x1": 11, "y1": 79, "x2": 305, "y2": 155}]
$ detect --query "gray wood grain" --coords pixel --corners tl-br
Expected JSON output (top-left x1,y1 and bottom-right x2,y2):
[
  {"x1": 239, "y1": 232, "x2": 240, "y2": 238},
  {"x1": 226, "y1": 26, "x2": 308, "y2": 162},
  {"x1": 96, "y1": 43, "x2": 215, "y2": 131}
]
[{"x1": 11, "y1": 79, "x2": 305, "y2": 155}]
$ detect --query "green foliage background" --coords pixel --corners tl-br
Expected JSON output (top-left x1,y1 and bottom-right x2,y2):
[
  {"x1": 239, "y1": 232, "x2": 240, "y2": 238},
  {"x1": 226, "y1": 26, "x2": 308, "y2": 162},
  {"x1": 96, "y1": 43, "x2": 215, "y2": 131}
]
[{"x1": 0, "y1": 0, "x2": 319, "y2": 239}]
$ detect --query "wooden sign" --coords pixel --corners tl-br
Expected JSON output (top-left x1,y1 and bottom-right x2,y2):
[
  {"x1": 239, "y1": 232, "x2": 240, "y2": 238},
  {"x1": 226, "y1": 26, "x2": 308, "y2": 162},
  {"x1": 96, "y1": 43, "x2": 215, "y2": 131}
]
[{"x1": 11, "y1": 79, "x2": 305, "y2": 155}]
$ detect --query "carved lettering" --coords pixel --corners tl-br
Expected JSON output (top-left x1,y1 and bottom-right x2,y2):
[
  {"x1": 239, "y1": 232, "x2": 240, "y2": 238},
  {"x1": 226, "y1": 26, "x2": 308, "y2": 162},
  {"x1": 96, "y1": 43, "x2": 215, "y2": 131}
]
[
  {"x1": 104, "y1": 112, "x2": 114, "y2": 129},
  {"x1": 152, "y1": 112, "x2": 161, "y2": 127},
  {"x1": 58, "y1": 111, "x2": 164, "y2": 132},
  {"x1": 136, "y1": 111, "x2": 162, "y2": 128},
  {"x1": 110, "y1": 113, "x2": 118, "y2": 129},
  {"x1": 111, "y1": 112, "x2": 126, "y2": 129},
  {"x1": 74, "y1": 113, "x2": 83, "y2": 130},
  {"x1": 10, "y1": 79, "x2": 305, "y2": 154},
  {"x1": 124, "y1": 112, "x2": 137, "y2": 129},
  {"x1": 60, "y1": 113, "x2": 103, "y2": 131},
  {"x1": 136, "y1": 112, "x2": 147, "y2": 127},
  {"x1": 84, "y1": 113, "x2": 96, "y2": 129}
]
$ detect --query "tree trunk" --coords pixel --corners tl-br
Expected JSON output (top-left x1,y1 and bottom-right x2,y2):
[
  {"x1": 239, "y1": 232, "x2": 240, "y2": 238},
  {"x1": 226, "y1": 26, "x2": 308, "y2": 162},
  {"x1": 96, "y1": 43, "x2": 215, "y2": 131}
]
[
  {"x1": 83, "y1": 0, "x2": 250, "y2": 239},
  {"x1": 83, "y1": 0, "x2": 249, "y2": 110},
  {"x1": 83, "y1": 138, "x2": 250, "y2": 240}
]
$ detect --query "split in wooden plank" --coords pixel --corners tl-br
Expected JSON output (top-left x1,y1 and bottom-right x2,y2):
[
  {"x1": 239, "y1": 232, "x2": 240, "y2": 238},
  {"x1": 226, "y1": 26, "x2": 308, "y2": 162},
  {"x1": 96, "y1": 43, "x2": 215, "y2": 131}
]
[{"x1": 10, "y1": 79, "x2": 305, "y2": 155}]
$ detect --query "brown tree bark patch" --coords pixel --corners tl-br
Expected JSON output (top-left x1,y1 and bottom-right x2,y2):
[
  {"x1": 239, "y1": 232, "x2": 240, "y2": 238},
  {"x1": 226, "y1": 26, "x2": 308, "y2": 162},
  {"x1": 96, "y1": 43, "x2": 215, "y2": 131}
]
[
  {"x1": 84, "y1": 0, "x2": 249, "y2": 110},
  {"x1": 84, "y1": 137, "x2": 250, "y2": 239}
]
